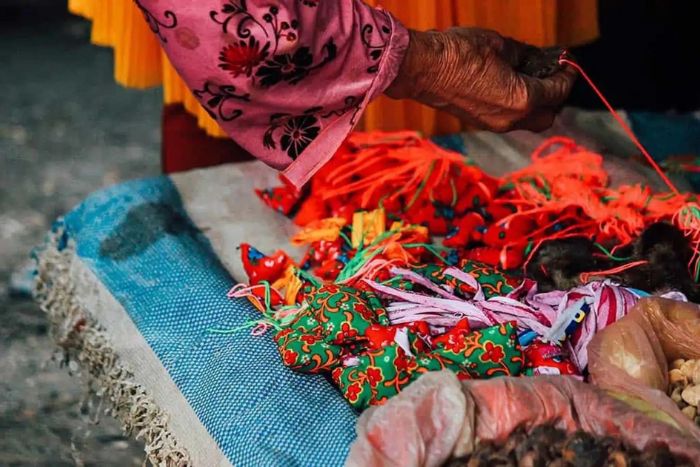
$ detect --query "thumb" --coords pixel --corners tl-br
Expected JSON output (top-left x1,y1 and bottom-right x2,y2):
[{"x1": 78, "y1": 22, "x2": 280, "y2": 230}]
[{"x1": 523, "y1": 64, "x2": 578, "y2": 108}]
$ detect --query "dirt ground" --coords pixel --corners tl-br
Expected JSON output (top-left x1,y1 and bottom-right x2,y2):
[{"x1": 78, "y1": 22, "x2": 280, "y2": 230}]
[{"x1": 1, "y1": 3, "x2": 160, "y2": 465}]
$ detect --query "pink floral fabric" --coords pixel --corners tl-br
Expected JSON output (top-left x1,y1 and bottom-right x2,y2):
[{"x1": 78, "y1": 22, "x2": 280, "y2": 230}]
[{"x1": 133, "y1": 0, "x2": 409, "y2": 187}]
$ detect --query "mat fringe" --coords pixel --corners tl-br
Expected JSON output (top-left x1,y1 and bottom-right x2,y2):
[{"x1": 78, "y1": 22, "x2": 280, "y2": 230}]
[{"x1": 33, "y1": 227, "x2": 193, "y2": 466}]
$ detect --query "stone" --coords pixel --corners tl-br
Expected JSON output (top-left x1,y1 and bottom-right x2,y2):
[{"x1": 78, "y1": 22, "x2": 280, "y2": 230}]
[
  {"x1": 669, "y1": 369, "x2": 688, "y2": 386},
  {"x1": 671, "y1": 359, "x2": 686, "y2": 370},
  {"x1": 681, "y1": 385, "x2": 700, "y2": 407},
  {"x1": 681, "y1": 405, "x2": 697, "y2": 420},
  {"x1": 680, "y1": 360, "x2": 697, "y2": 379}
]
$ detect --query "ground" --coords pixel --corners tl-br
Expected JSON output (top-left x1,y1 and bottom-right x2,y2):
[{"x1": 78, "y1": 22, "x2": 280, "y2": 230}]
[{"x1": 1, "y1": 4, "x2": 160, "y2": 465}]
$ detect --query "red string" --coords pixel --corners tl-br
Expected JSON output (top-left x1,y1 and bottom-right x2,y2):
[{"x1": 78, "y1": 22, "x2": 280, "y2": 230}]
[
  {"x1": 559, "y1": 55, "x2": 680, "y2": 195},
  {"x1": 579, "y1": 259, "x2": 648, "y2": 284}
]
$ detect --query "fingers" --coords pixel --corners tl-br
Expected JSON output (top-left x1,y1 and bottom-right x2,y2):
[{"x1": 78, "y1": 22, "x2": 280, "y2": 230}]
[
  {"x1": 523, "y1": 64, "x2": 578, "y2": 109},
  {"x1": 499, "y1": 37, "x2": 536, "y2": 68},
  {"x1": 512, "y1": 109, "x2": 557, "y2": 132}
]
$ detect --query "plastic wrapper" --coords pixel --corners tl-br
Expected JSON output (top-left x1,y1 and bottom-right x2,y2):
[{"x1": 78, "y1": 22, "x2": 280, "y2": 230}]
[
  {"x1": 587, "y1": 307, "x2": 668, "y2": 391},
  {"x1": 346, "y1": 371, "x2": 700, "y2": 467},
  {"x1": 587, "y1": 297, "x2": 700, "y2": 442},
  {"x1": 641, "y1": 298, "x2": 700, "y2": 361}
]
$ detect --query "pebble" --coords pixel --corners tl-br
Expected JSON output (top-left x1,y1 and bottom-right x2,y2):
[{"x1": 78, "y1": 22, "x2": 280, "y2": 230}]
[
  {"x1": 671, "y1": 359, "x2": 686, "y2": 370},
  {"x1": 669, "y1": 369, "x2": 687, "y2": 386},
  {"x1": 679, "y1": 360, "x2": 697, "y2": 379},
  {"x1": 681, "y1": 385, "x2": 700, "y2": 407},
  {"x1": 681, "y1": 405, "x2": 697, "y2": 420},
  {"x1": 671, "y1": 386, "x2": 683, "y2": 405}
]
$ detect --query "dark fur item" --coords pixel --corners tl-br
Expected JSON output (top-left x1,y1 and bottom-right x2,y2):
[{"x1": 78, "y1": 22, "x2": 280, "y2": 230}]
[
  {"x1": 445, "y1": 424, "x2": 689, "y2": 467},
  {"x1": 526, "y1": 222, "x2": 700, "y2": 301},
  {"x1": 517, "y1": 46, "x2": 566, "y2": 78}
]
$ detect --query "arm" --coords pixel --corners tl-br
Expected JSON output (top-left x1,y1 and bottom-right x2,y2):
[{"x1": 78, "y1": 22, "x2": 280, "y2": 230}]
[
  {"x1": 135, "y1": 1, "x2": 576, "y2": 188},
  {"x1": 133, "y1": 0, "x2": 408, "y2": 187}
]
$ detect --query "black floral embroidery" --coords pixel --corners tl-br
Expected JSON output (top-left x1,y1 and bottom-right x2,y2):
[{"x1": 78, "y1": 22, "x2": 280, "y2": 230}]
[
  {"x1": 281, "y1": 115, "x2": 321, "y2": 159},
  {"x1": 262, "y1": 7, "x2": 300, "y2": 55},
  {"x1": 263, "y1": 95, "x2": 362, "y2": 159},
  {"x1": 256, "y1": 38, "x2": 337, "y2": 87},
  {"x1": 211, "y1": 2, "x2": 298, "y2": 55},
  {"x1": 360, "y1": 22, "x2": 391, "y2": 73},
  {"x1": 256, "y1": 47, "x2": 312, "y2": 87},
  {"x1": 263, "y1": 109, "x2": 321, "y2": 160},
  {"x1": 321, "y1": 96, "x2": 362, "y2": 125},
  {"x1": 211, "y1": 3, "x2": 336, "y2": 87},
  {"x1": 210, "y1": 0, "x2": 267, "y2": 38},
  {"x1": 133, "y1": 0, "x2": 177, "y2": 42},
  {"x1": 193, "y1": 82, "x2": 250, "y2": 122}
]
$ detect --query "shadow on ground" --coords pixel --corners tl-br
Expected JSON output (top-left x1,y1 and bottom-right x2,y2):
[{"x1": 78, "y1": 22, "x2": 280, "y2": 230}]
[{"x1": 1, "y1": 2, "x2": 160, "y2": 465}]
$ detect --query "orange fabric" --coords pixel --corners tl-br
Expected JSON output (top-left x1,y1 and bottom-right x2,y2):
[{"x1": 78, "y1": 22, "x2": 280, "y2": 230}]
[
  {"x1": 71, "y1": 0, "x2": 597, "y2": 138},
  {"x1": 361, "y1": 0, "x2": 599, "y2": 135}
]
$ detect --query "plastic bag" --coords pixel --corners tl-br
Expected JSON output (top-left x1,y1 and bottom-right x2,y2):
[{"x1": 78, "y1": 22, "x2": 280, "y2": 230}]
[
  {"x1": 587, "y1": 306, "x2": 668, "y2": 391},
  {"x1": 587, "y1": 297, "x2": 700, "y2": 442},
  {"x1": 346, "y1": 371, "x2": 700, "y2": 467},
  {"x1": 641, "y1": 298, "x2": 700, "y2": 361}
]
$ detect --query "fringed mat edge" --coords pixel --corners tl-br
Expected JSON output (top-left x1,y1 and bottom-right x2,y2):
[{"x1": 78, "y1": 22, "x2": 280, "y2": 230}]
[{"x1": 32, "y1": 227, "x2": 193, "y2": 467}]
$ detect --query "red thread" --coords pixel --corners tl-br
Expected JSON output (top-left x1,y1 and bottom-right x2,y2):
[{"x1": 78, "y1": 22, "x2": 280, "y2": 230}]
[
  {"x1": 579, "y1": 259, "x2": 648, "y2": 284},
  {"x1": 559, "y1": 55, "x2": 679, "y2": 195}
]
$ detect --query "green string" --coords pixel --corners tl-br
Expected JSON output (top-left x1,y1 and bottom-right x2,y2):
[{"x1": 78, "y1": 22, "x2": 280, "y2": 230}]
[
  {"x1": 593, "y1": 243, "x2": 633, "y2": 262},
  {"x1": 405, "y1": 160, "x2": 437, "y2": 210},
  {"x1": 380, "y1": 276, "x2": 404, "y2": 286},
  {"x1": 338, "y1": 230, "x2": 353, "y2": 247},
  {"x1": 208, "y1": 324, "x2": 255, "y2": 335},
  {"x1": 296, "y1": 268, "x2": 322, "y2": 288},
  {"x1": 261, "y1": 280, "x2": 272, "y2": 312},
  {"x1": 536, "y1": 176, "x2": 552, "y2": 200},
  {"x1": 337, "y1": 247, "x2": 383, "y2": 282},
  {"x1": 208, "y1": 317, "x2": 280, "y2": 335},
  {"x1": 402, "y1": 243, "x2": 449, "y2": 264},
  {"x1": 449, "y1": 177, "x2": 458, "y2": 207},
  {"x1": 336, "y1": 229, "x2": 398, "y2": 282}
]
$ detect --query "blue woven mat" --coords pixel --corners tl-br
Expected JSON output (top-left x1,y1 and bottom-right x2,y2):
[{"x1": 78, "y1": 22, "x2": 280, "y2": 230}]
[{"x1": 58, "y1": 176, "x2": 357, "y2": 466}]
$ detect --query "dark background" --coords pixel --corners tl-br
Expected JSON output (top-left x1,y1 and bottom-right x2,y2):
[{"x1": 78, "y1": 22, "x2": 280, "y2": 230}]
[{"x1": 569, "y1": 0, "x2": 700, "y2": 111}]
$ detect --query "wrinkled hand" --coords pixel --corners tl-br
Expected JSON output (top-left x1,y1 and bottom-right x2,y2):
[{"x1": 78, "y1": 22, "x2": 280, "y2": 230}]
[{"x1": 386, "y1": 28, "x2": 577, "y2": 132}]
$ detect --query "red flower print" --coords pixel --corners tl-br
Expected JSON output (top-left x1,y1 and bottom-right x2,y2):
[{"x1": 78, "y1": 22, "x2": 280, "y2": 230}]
[
  {"x1": 433, "y1": 320, "x2": 470, "y2": 353},
  {"x1": 274, "y1": 328, "x2": 294, "y2": 343},
  {"x1": 300, "y1": 334, "x2": 318, "y2": 345},
  {"x1": 394, "y1": 353, "x2": 409, "y2": 372},
  {"x1": 346, "y1": 382, "x2": 362, "y2": 402},
  {"x1": 331, "y1": 367, "x2": 343, "y2": 382},
  {"x1": 481, "y1": 342, "x2": 505, "y2": 363},
  {"x1": 337, "y1": 322, "x2": 358, "y2": 341},
  {"x1": 282, "y1": 349, "x2": 299, "y2": 366},
  {"x1": 365, "y1": 325, "x2": 394, "y2": 350},
  {"x1": 366, "y1": 367, "x2": 383, "y2": 387},
  {"x1": 441, "y1": 336, "x2": 467, "y2": 354},
  {"x1": 353, "y1": 302, "x2": 375, "y2": 322},
  {"x1": 219, "y1": 37, "x2": 270, "y2": 78}
]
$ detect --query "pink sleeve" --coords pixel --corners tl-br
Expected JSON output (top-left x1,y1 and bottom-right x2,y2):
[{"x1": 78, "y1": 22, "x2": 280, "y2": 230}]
[{"x1": 133, "y1": 0, "x2": 409, "y2": 187}]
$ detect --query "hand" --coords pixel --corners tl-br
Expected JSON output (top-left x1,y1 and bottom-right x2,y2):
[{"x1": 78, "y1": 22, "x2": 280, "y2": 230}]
[{"x1": 385, "y1": 28, "x2": 577, "y2": 132}]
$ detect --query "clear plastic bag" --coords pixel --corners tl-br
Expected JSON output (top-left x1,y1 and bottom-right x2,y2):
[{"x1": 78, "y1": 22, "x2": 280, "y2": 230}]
[
  {"x1": 641, "y1": 298, "x2": 700, "y2": 361},
  {"x1": 587, "y1": 297, "x2": 700, "y2": 443},
  {"x1": 587, "y1": 306, "x2": 668, "y2": 391},
  {"x1": 346, "y1": 371, "x2": 700, "y2": 467}
]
